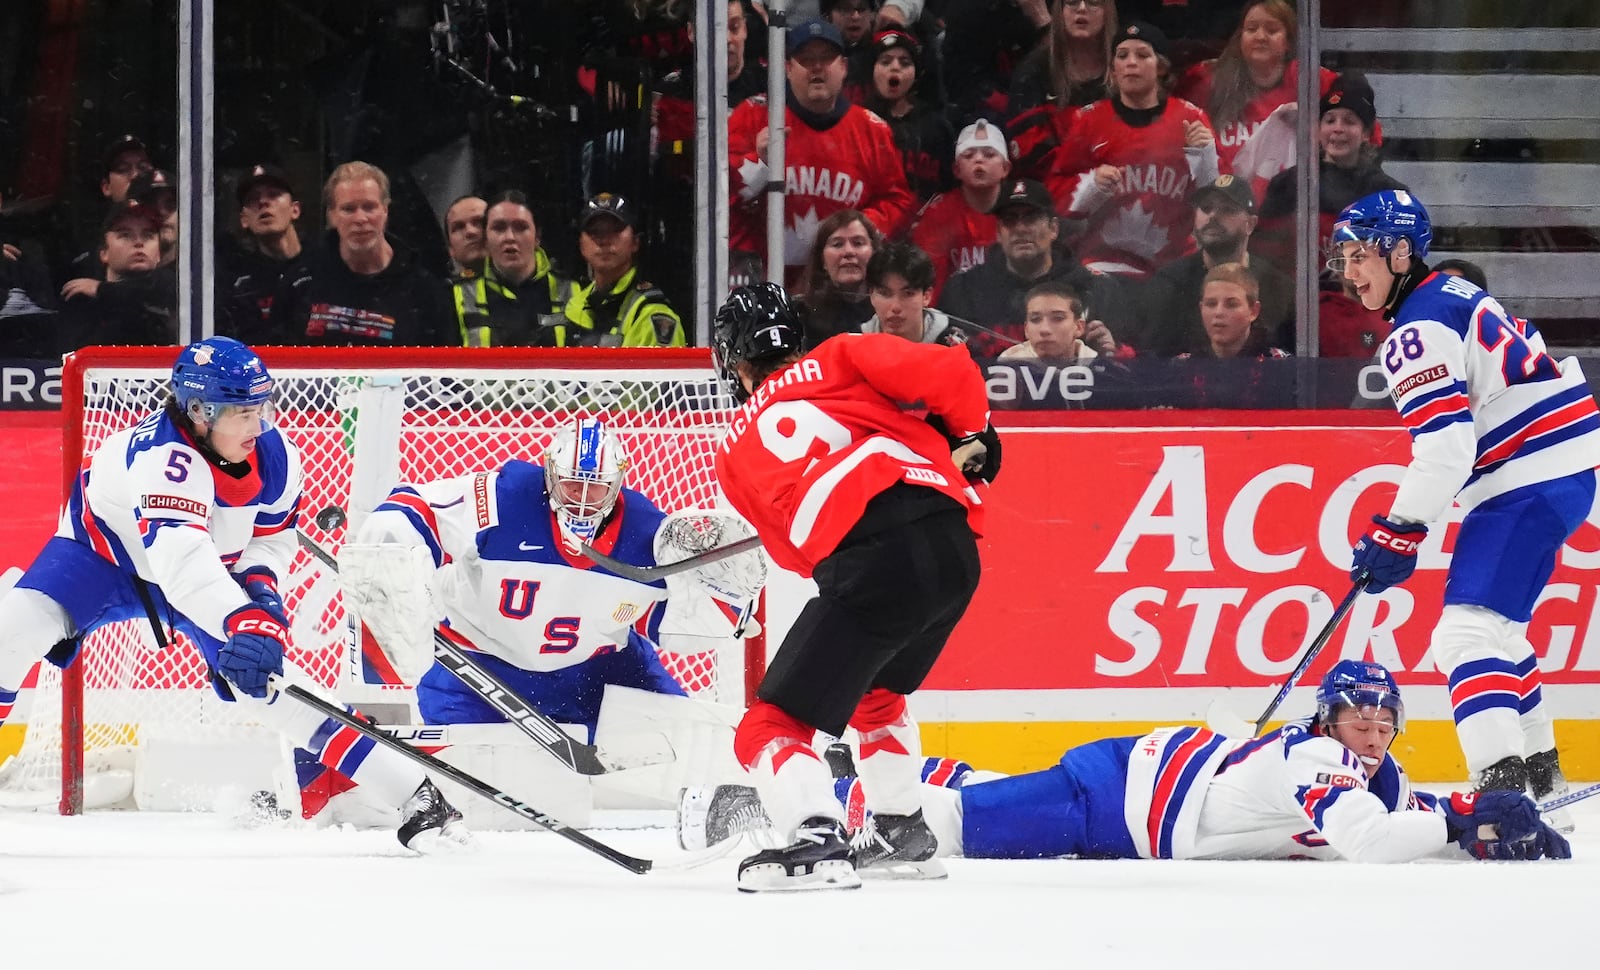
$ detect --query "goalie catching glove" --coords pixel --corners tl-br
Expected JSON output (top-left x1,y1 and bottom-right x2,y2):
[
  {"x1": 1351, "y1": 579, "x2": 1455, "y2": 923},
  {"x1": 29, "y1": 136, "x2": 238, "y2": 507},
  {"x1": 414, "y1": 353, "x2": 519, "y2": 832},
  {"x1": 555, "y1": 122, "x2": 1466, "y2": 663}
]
[
  {"x1": 926, "y1": 414, "x2": 1001, "y2": 484},
  {"x1": 655, "y1": 509, "x2": 767, "y2": 604},
  {"x1": 337, "y1": 542, "x2": 445, "y2": 683}
]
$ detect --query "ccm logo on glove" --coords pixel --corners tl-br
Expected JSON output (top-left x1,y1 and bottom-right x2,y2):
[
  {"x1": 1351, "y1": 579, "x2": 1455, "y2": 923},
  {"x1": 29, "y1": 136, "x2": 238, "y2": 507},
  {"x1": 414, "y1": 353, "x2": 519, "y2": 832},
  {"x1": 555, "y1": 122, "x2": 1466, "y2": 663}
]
[
  {"x1": 230, "y1": 615, "x2": 288, "y2": 640},
  {"x1": 1370, "y1": 528, "x2": 1422, "y2": 554}
]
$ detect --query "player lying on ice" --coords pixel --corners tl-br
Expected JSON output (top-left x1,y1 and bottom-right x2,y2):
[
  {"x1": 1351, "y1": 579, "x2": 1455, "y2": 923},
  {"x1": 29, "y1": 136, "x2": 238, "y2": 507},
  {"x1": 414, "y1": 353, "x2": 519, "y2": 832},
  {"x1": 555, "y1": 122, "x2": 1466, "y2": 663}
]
[
  {"x1": 0, "y1": 337, "x2": 467, "y2": 850},
  {"x1": 340, "y1": 415, "x2": 763, "y2": 737},
  {"x1": 679, "y1": 660, "x2": 1571, "y2": 864}
]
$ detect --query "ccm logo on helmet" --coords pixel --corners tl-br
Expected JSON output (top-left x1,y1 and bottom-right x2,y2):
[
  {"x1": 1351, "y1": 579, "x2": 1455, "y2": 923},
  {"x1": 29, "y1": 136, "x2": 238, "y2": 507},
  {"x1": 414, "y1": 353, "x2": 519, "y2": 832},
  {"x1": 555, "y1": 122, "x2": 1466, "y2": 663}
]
[{"x1": 1372, "y1": 529, "x2": 1421, "y2": 554}]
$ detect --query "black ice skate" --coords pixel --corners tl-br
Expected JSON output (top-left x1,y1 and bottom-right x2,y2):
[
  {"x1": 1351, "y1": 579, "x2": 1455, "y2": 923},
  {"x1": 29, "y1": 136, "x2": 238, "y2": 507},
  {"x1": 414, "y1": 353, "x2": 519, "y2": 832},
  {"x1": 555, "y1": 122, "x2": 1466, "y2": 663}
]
[
  {"x1": 1474, "y1": 755, "x2": 1529, "y2": 794},
  {"x1": 677, "y1": 784, "x2": 772, "y2": 851},
  {"x1": 737, "y1": 816, "x2": 860, "y2": 893},
  {"x1": 397, "y1": 778, "x2": 470, "y2": 852},
  {"x1": 850, "y1": 809, "x2": 947, "y2": 880},
  {"x1": 1528, "y1": 748, "x2": 1576, "y2": 834}
]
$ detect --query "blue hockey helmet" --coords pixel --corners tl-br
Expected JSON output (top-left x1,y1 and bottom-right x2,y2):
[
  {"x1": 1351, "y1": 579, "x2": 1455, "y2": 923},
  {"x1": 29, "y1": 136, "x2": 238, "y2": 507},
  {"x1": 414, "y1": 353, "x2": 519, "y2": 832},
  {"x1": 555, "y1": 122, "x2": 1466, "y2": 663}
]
[
  {"x1": 712, "y1": 283, "x2": 805, "y2": 403},
  {"x1": 170, "y1": 336, "x2": 274, "y2": 422},
  {"x1": 1316, "y1": 660, "x2": 1405, "y2": 732},
  {"x1": 1330, "y1": 190, "x2": 1433, "y2": 261}
]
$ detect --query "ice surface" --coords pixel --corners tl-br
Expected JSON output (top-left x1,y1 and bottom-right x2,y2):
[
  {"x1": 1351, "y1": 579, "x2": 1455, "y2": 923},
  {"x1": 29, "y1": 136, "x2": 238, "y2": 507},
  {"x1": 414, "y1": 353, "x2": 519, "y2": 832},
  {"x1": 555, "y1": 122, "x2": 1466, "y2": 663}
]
[{"x1": 3, "y1": 799, "x2": 1598, "y2": 968}]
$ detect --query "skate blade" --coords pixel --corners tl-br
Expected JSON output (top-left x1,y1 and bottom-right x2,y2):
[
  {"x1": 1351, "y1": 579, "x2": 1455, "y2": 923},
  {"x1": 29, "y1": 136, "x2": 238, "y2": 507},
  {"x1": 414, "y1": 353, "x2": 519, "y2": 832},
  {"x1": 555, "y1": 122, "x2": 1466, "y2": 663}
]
[
  {"x1": 859, "y1": 857, "x2": 948, "y2": 881},
  {"x1": 737, "y1": 860, "x2": 861, "y2": 893},
  {"x1": 403, "y1": 823, "x2": 475, "y2": 855},
  {"x1": 1544, "y1": 805, "x2": 1576, "y2": 835}
]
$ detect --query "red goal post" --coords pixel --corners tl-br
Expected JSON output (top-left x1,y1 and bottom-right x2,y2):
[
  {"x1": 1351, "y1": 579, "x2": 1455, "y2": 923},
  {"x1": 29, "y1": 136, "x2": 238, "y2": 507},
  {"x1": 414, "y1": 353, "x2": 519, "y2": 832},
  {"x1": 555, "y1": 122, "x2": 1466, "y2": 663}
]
[{"x1": 24, "y1": 346, "x2": 764, "y2": 814}]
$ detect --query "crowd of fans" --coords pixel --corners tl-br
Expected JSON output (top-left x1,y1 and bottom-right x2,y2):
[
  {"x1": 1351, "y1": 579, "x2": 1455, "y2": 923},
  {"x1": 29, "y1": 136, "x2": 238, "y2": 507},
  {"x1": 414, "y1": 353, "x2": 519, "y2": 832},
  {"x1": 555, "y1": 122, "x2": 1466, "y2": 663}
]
[{"x1": 0, "y1": 0, "x2": 1412, "y2": 369}]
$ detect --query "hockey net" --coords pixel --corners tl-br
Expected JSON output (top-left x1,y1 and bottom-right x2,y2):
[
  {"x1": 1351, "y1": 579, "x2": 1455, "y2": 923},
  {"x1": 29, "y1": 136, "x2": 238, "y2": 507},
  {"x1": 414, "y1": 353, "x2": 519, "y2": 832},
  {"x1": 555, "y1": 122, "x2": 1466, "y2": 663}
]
[{"x1": 0, "y1": 347, "x2": 762, "y2": 813}]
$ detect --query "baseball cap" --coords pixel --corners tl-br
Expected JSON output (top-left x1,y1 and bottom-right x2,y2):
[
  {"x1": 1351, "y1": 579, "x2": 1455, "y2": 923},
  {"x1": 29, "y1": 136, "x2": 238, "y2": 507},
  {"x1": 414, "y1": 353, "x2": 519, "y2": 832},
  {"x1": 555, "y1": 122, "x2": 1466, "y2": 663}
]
[
  {"x1": 101, "y1": 197, "x2": 164, "y2": 233},
  {"x1": 1190, "y1": 174, "x2": 1256, "y2": 214},
  {"x1": 128, "y1": 169, "x2": 178, "y2": 211},
  {"x1": 991, "y1": 178, "x2": 1055, "y2": 218},
  {"x1": 103, "y1": 133, "x2": 151, "y2": 175},
  {"x1": 578, "y1": 192, "x2": 639, "y2": 232},
  {"x1": 786, "y1": 19, "x2": 846, "y2": 58},
  {"x1": 1112, "y1": 20, "x2": 1171, "y2": 62},
  {"x1": 955, "y1": 119, "x2": 1006, "y2": 158},
  {"x1": 236, "y1": 163, "x2": 296, "y2": 204},
  {"x1": 870, "y1": 28, "x2": 920, "y2": 67}
]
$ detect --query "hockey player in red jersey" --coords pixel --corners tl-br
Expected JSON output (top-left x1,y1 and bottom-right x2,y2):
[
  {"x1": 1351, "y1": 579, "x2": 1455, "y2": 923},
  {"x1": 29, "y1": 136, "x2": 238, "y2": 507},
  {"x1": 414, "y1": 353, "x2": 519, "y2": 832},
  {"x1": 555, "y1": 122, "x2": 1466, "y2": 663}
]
[
  {"x1": 711, "y1": 283, "x2": 999, "y2": 892},
  {"x1": 1048, "y1": 21, "x2": 1218, "y2": 278},
  {"x1": 728, "y1": 19, "x2": 914, "y2": 286}
]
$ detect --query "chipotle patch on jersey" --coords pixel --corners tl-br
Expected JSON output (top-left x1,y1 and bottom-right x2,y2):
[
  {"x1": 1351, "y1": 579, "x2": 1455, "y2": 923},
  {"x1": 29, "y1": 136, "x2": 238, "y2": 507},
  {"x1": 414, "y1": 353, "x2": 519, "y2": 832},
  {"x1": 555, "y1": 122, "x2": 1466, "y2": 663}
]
[
  {"x1": 142, "y1": 493, "x2": 209, "y2": 519},
  {"x1": 1315, "y1": 772, "x2": 1361, "y2": 789},
  {"x1": 1392, "y1": 364, "x2": 1448, "y2": 398},
  {"x1": 473, "y1": 472, "x2": 494, "y2": 528}
]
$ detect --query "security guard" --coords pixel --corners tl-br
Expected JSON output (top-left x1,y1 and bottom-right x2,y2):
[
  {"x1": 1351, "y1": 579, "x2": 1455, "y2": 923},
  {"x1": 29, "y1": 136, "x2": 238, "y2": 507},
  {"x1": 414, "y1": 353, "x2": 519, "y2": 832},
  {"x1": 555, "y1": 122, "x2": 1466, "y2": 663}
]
[
  {"x1": 454, "y1": 190, "x2": 574, "y2": 346},
  {"x1": 544, "y1": 193, "x2": 686, "y2": 347}
]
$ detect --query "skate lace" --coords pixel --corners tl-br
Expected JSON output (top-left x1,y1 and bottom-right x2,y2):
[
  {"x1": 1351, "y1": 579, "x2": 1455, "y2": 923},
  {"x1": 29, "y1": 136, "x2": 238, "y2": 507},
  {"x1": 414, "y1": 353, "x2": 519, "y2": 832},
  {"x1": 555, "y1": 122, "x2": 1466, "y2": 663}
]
[{"x1": 849, "y1": 816, "x2": 892, "y2": 855}]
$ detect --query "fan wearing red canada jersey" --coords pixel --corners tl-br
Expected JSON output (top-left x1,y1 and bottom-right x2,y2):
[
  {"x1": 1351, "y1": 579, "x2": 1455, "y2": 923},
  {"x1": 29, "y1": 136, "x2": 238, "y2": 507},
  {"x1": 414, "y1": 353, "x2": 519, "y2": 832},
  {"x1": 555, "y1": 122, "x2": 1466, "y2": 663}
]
[
  {"x1": 728, "y1": 19, "x2": 914, "y2": 287},
  {"x1": 711, "y1": 282, "x2": 998, "y2": 892},
  {"x1": 1048, "y1": 21, "x2": 1218, "y2": 278}
]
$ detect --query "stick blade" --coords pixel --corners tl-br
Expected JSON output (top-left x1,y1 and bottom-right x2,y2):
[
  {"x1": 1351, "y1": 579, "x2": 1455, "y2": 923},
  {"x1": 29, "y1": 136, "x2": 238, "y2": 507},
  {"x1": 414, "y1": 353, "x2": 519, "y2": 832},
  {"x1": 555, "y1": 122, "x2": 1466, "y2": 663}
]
[{"x1": 1203, "y1": 698, "x2": 1257, "y2": 739}]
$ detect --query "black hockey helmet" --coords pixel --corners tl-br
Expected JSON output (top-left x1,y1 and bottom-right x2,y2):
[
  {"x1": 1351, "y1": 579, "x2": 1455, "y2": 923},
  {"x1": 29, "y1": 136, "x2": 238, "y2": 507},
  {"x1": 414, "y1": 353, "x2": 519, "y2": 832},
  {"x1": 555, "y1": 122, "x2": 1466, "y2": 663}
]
[{"x1": 712, "y1": 282, "x2": 805, "y2": 402}]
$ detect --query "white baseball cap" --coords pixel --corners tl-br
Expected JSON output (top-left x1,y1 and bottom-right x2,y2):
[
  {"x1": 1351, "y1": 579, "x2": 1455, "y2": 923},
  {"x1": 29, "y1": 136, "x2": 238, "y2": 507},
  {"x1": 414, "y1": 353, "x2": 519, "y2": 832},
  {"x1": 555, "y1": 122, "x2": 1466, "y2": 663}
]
[{"x1": 955, "y1": 119, "x2": 1006, "y2": 159}]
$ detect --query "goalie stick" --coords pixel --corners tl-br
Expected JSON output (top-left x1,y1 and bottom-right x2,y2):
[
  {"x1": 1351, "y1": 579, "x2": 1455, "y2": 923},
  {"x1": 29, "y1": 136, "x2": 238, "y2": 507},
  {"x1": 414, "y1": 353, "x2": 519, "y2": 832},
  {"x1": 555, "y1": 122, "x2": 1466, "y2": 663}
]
[
  {"x1": 1205, "y1": 573, "x2": 1372, "y2": 738},
  {"x1": 295, "y1": 522, "x2": 672, "y2": 775},
  {"x1": 580, "y1": 534, "x2": 763, "y2": 583},
  {"x1": 270, "y1": 677, "x2": 654, "y2": 874}
]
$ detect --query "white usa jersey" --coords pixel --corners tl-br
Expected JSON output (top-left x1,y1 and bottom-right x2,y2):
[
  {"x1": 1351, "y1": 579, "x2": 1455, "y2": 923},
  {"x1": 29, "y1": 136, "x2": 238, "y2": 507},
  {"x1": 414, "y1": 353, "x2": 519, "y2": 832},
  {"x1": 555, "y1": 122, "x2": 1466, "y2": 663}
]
[
  {"x1": 1381, "y1": 272, "x2": 1600, "y2": 524},
  {"x1": 1123, "y1": 722, "x2": 1452, "y2": 862},
  {"x1": 61, "y1": 409, "x2": 303, "y2": 639},
  {"x1": 361, "y1": 460, "x2": 685, "y2": 673}
]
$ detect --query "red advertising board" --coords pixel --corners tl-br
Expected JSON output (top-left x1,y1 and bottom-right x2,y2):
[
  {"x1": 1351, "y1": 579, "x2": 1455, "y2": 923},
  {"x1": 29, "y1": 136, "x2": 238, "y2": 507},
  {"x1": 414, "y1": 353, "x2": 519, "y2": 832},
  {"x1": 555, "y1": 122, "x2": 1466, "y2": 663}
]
[{"x1": 931, "y1": 418, "x2": 1600, "y2": 693}]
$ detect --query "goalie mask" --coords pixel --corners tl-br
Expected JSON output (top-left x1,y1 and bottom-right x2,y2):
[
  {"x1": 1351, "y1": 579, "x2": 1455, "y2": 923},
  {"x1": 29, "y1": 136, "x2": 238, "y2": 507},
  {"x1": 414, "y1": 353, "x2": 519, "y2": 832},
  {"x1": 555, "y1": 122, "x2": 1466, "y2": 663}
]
[{"x1": 545, "y1": 417, "x2": 628, "y2": 546}]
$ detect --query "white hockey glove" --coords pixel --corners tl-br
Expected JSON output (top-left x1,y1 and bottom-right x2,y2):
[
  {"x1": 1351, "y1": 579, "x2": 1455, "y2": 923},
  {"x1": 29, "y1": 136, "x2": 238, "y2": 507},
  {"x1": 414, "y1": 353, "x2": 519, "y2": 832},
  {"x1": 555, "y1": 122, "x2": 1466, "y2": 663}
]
[
  {"x1": 655, "y1": 509, "x2": 768, "y2": 605},
  {"x1": 336, "y1": 543, "x2": 442, "y2": 684}
]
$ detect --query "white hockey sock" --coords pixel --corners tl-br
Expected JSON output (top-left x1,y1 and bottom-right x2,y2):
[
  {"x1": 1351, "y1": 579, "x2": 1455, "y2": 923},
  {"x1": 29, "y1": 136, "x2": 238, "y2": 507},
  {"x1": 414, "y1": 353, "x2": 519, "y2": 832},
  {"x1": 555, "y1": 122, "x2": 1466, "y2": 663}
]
[
  {"x1": 749, "y1": 739, "x2": 843, "y2": 839},
  {"x1": 1432, "y1": 605, "x2": 1525, "y2": 773},
  {"x1": 918, "y1": 785, "x2": 963, "y2": 857},
  {"x1": 258, "y1": 668, "x2": 427, "y2": 809},
  {"x1": 0, "y1": 586, "x2": 74, "y2": 696},
  {"x1": 854, "y1": 707, "x2": 925, "y2": 817},
  {"x1": 1509, "y1": 629, "x2": 1557, "y2": 755}
]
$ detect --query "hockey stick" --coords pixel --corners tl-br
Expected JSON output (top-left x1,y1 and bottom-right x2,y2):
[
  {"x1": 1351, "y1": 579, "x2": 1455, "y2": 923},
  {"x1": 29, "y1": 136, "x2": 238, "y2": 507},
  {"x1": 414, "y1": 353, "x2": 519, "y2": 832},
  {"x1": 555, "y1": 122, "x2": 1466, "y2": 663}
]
[
  {"x1": 296, "y1": 522, "x2": 673, "y2": 774},
  {"x1": 580, "y1": 534, "x2": 764, "y2": 583},
  {"x1": 270, "y1": 677, "x2": 654, "y2": 874},
  {"x1": 432, "y1": 625, "x2": 673, "y2": 774},
  {"x1": 1205, "y1": 573, "x2": 1372, "y2": 738},
  {"x1": 1537, "y1": 780, "x2": 1600, "y2": 815}
]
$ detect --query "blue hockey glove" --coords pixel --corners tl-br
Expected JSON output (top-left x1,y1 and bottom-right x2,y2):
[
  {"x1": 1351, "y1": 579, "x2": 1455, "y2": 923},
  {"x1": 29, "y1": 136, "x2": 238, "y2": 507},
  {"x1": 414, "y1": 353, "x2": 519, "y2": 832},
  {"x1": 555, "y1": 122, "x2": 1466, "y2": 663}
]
[
  {"x1": 1516, "y1": 821, "x2": 1572, "y2": 861},
  {"x1": 218, "y1": 605, "x2": 288, "y2": 699},
  {"x1": 1350, "y1": 515, "x2": 1427, "y2": 593},
  {"x1": 1441, "y1": 790, "x2": 1541, "y2": 859},
  {"x1": 235, "y1": 567, "x2": 287, "y2": 625}
]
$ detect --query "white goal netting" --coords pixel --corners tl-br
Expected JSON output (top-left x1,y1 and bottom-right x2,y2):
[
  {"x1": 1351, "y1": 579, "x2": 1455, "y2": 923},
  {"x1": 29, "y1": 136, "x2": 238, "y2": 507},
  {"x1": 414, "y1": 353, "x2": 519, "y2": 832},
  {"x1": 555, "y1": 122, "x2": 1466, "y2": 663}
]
[{"x1": 0, "y1": 348, "x2": 755, "y2": 811}]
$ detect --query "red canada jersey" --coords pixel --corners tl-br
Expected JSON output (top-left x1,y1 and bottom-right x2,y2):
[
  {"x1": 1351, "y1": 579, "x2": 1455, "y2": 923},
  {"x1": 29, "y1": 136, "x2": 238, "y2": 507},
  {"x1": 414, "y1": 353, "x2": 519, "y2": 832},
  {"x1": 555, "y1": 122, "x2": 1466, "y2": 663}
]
[
  {"x1": 909, "y1": 192, "x2": 999, "y2": 301},
  {"x1": 1049, "y1": 97, "x2": 1216, "y2": 278},
  {"x1": 728, "y1": 96, "x2": 915, "y2": 273},
  {"x1": 714, "y1": 334, "x2": 990, "y2": 577}
]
